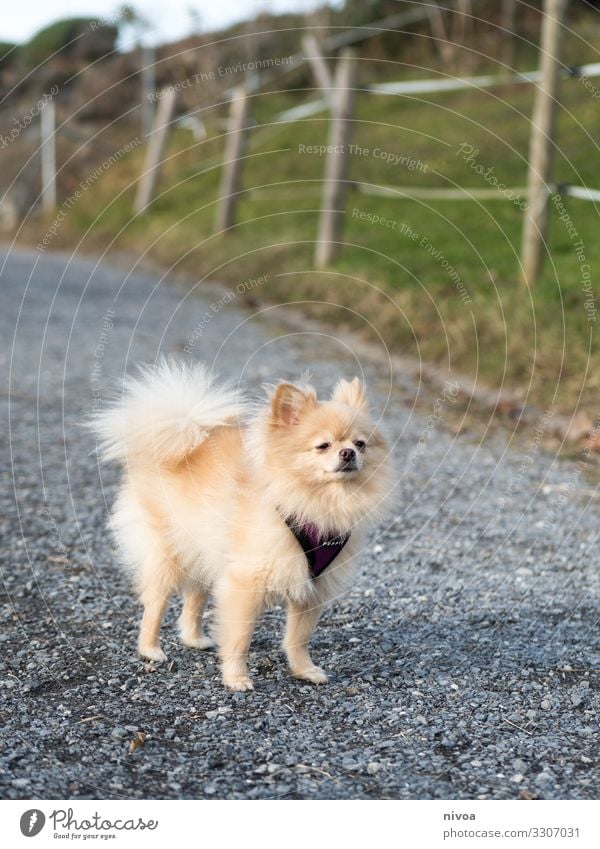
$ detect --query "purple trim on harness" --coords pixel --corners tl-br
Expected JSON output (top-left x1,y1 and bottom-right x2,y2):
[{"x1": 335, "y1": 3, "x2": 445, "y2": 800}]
[{"x1": 283, "y1": 515, "x2": 350, "y2": 580}]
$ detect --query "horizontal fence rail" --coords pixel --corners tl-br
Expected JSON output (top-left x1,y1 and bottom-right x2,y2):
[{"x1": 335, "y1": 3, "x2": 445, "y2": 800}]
[
  {"x1": 356, "y1": 182, "x2": 600, "y2": 202},
  {"x1": 276, "y1": 61, "x2": 600, "y2": 123}
]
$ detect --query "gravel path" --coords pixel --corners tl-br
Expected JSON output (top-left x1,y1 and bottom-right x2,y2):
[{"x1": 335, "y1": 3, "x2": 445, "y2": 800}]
[{"x1": 1, "y1": 247, "x2": 599, "y2": 800}]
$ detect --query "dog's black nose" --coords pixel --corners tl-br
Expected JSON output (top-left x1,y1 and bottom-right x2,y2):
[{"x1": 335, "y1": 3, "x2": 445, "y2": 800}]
[{"x1": 339, "y1": 447, "x2": 356, "y2": 462}]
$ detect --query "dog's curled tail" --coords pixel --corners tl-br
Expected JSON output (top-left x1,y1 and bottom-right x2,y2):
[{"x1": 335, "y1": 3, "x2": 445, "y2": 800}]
[{"x1": 92, "y1": 359, "x2": 245, "y2": 466}]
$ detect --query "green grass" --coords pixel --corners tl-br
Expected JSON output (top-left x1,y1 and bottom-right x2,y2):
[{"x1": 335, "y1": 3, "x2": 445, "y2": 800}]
[{"x1": 45, "y1": 27, "x2": 600, "y2": 414}]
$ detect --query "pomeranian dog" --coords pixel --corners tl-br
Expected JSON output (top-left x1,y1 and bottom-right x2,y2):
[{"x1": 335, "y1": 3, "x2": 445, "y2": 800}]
[{"x1": 94, "y1": 360, "x2": 392, "y2": 691}]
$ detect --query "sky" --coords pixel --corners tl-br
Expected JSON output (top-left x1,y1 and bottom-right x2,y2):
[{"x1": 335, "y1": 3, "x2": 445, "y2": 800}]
[{"x1": 2, "y1": 0, "x2": 338, "y2": 46}]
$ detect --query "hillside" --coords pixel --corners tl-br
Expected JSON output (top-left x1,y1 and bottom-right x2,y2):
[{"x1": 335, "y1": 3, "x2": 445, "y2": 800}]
[{"x1": 5, "y1": 2, "x2": 600, "y2": 420}]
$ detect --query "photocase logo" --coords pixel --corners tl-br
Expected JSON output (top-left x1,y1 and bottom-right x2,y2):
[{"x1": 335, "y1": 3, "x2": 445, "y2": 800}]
[{"x1": 20, "y1": 810, "x2": 46, "y2": 837}]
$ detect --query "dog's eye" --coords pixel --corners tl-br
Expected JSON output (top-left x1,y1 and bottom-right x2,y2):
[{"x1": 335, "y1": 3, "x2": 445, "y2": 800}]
[
  {"x1": 354, "y1": 440, "x2": 366, "y2": 450},
  {"x1": 315, "y1": 442, "x2": 331, "y2": 451}
]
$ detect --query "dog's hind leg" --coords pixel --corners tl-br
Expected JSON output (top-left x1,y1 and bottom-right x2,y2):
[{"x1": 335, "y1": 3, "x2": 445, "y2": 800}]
[
  {"x1": 179, "y1": 585, "x2": 214, "y2": 649},
  {"x1": 136, "y1": 554, "x2": 179, "y2": 662}
]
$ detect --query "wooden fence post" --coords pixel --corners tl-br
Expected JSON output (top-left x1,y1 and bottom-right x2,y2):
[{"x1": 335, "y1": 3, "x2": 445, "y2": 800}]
[
  {"x1": 134, "y1": 86, "x2": 177, "y2": 215},
  {"x1": 315, "y1": 49, "x2": 357, "y2": 268},
  {"x1": 215, "y1": 85, "x2": 250, "y2": 233},
  {"x1": 301, "y1": 34, "x2": 335, "y2": 107},
  {"x1": 40, "y1": 99, "x2": 56, "y2": 213},
  {"x1": 501, "y1": 0, "x2": 518, "y2": 70},
  {"x1": 520, "y1": 0, "x2": 568, "y2": 285},
  {"x1": 140, "y1": 44, "x2": 156, "y2": 139},
  {"x1": 427, "y1": 5, "x2": 455, "y2": 68}
]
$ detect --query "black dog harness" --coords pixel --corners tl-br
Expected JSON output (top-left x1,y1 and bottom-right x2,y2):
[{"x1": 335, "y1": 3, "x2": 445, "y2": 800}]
[{"x1": 283, "y1": 514, "x2": 350, "y2": 580}]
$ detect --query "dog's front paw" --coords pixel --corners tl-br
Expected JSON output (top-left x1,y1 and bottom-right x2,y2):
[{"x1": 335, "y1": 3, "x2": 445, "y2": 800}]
[
  {"x1": 293, "y1": 665, "x2": 328, "y2": 685},
  {"x1": 223, "y1": 674, "x2": 254, "y2": 692},
  {"x1": 181, "y1": 634, "x2": 215, "y2": 650},
  {"x1": 138, "y1": 644, "x2": 167, "y2": 663}
]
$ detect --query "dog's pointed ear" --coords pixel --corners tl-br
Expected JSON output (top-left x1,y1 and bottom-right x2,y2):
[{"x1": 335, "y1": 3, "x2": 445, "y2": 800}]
[
  {"x1": 271, "y1": 383, "x2": 316, "y2": 426},
  {"x1": 331, "y1": 377, "x2": 367, "y2": 409}
]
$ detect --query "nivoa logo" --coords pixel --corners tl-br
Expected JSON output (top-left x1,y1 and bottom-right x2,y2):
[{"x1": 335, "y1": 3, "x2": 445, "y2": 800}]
[
  {"x1": 20, "y1": 809, "x2": 46, "y2": 837},
  {"x1": 443, "y1": 811, "x2": 476, "y2": 821}
]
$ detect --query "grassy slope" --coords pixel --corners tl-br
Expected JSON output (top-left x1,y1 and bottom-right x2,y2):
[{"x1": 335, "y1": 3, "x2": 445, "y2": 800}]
[{"x1": 46, "y1": 15, "x2": 600, "y2": 414}]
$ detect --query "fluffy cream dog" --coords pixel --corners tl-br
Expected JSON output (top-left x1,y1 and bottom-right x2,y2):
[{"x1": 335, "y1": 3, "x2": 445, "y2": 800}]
[{"x1": 94, "y1": 361, "x2": 392, "y2": 691}]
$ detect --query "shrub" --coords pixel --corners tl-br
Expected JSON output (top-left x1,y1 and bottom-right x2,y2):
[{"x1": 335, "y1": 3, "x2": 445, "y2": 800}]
[
  {"x1": 22, "y1": 18, "x2": 117, "y2": 68},
  {"x1": 0, "y1": 41, "x2": 18, "y2": 70}
]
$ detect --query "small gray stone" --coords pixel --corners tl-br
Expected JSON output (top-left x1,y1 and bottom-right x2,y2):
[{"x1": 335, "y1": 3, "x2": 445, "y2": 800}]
[{"x1": 110, "y1": 727, "x2": 129, "y2": 740}]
